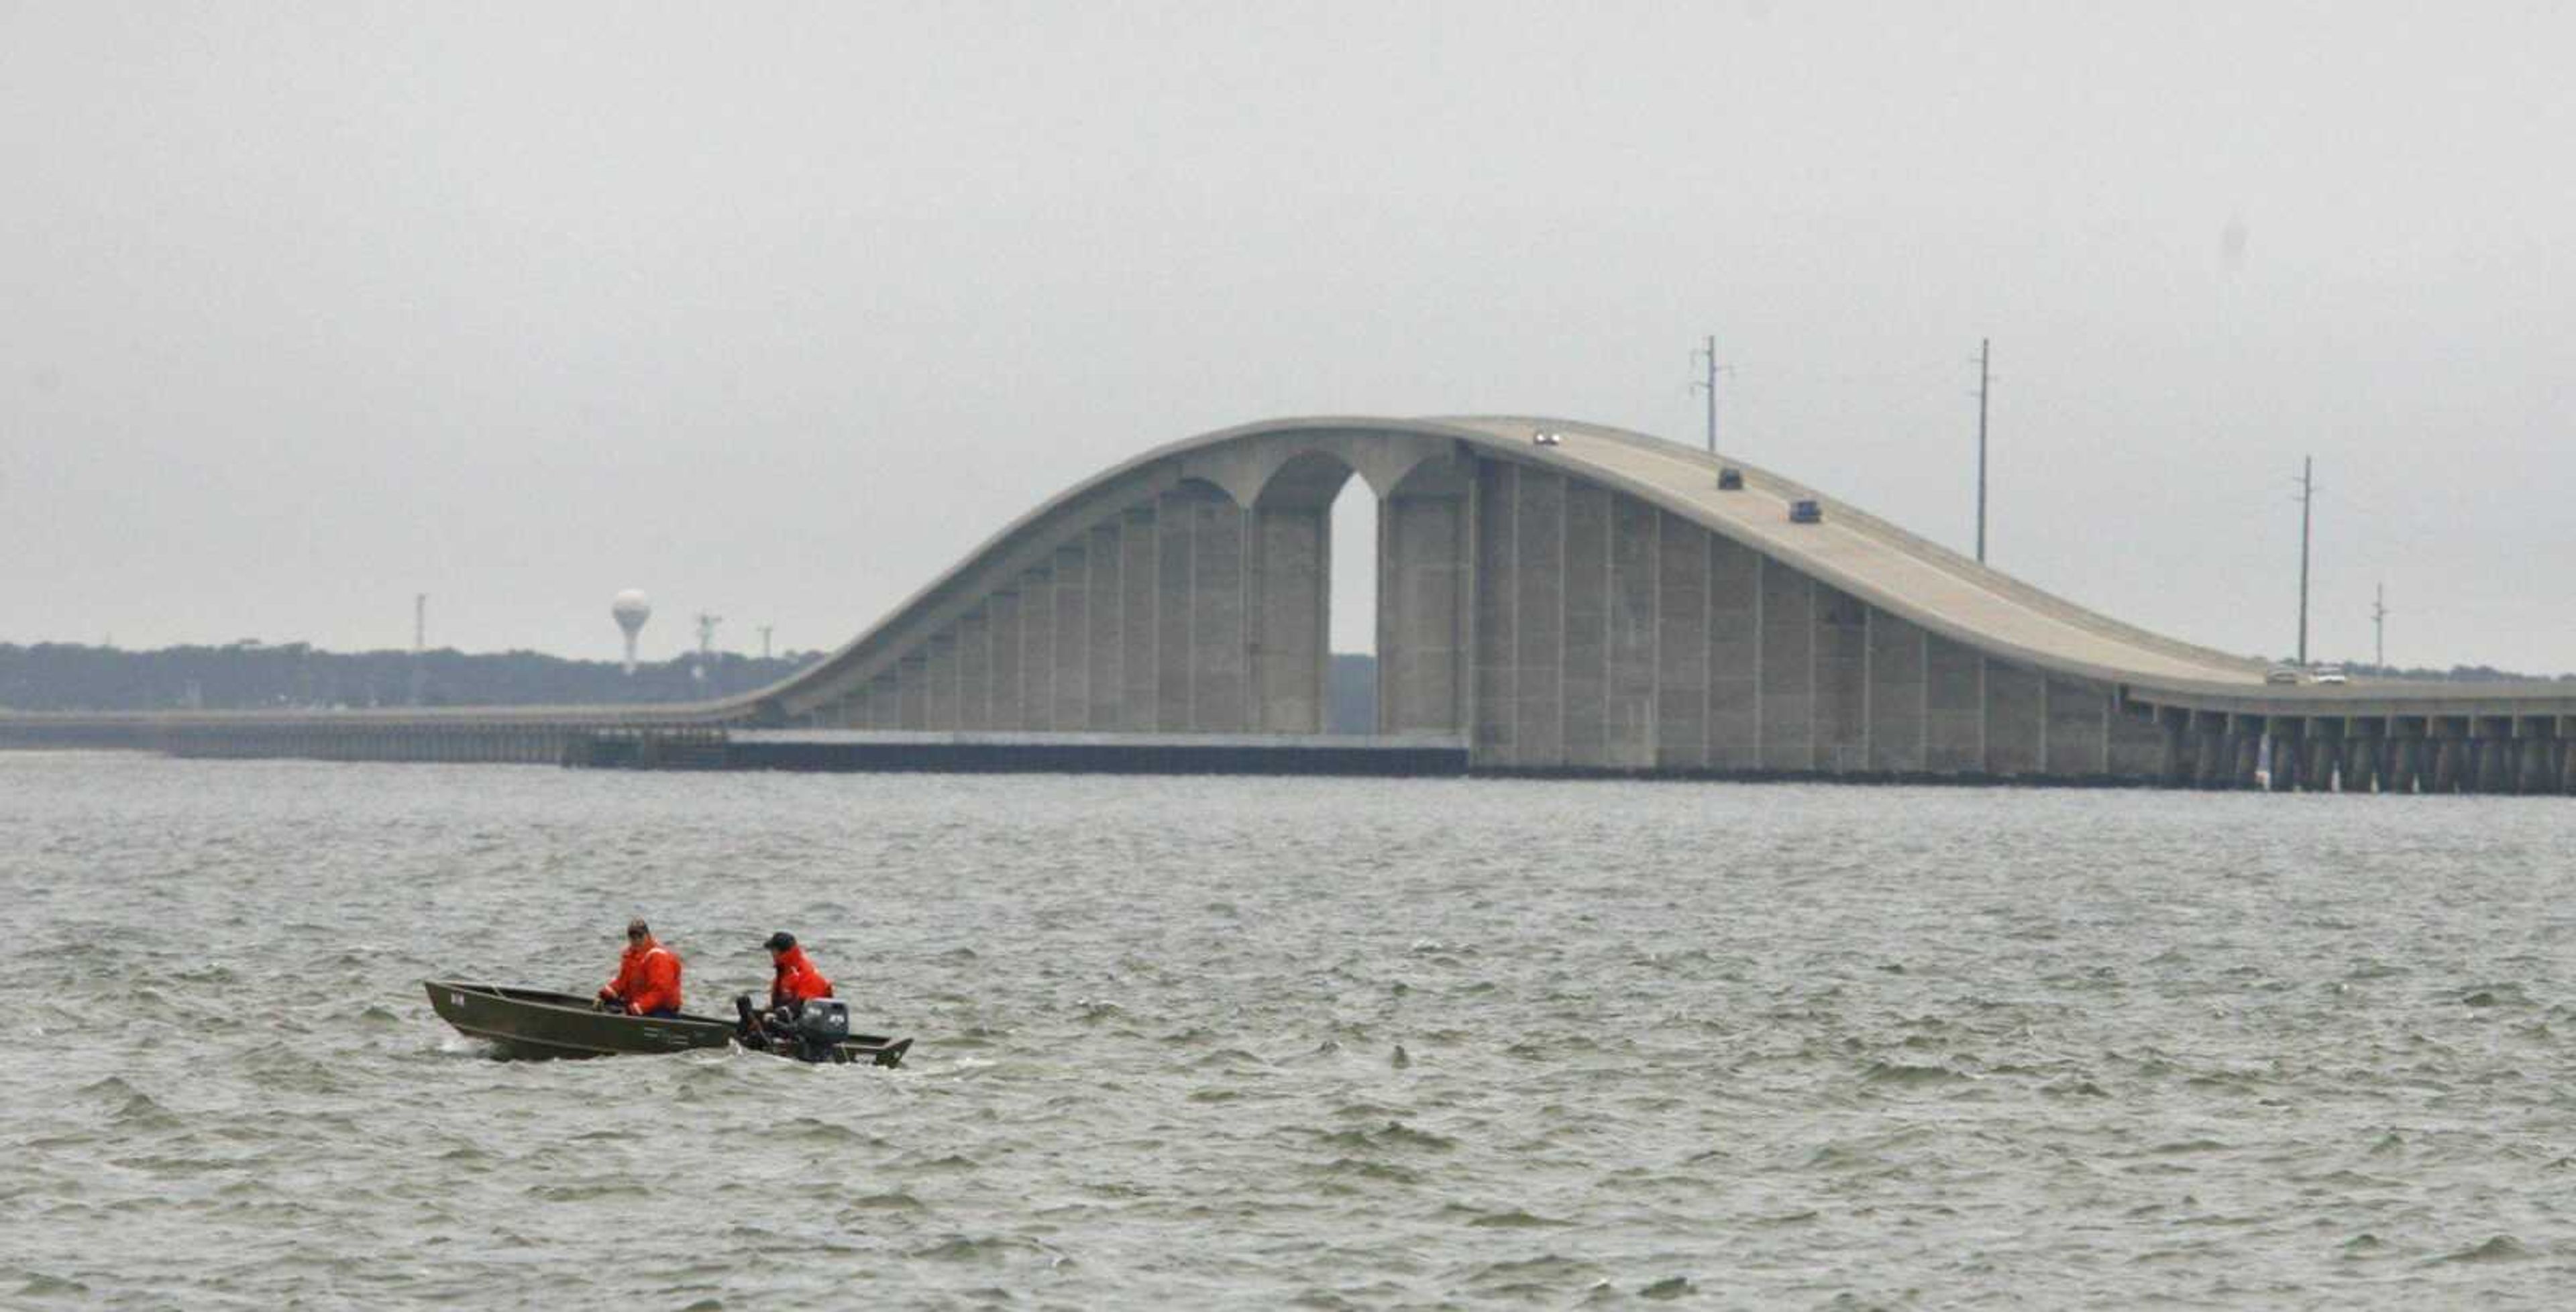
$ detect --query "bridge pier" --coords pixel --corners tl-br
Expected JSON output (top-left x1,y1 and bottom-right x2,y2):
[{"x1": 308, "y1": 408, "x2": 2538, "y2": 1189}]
[
  {"x1": 2221, "y1": 717, "x2": 2257, "y2": 789},
  {"x1": 2157, "y1": 708, "x2": 2190, "y2": 786},
  {"x1": 2305, "y1": 719, "x2": 2340, "y2": 791},
  {"x1": 1251, "y1": 500, "x2": 1330, "y2": 733},
  {"x1": 2387, "y1": 720, "x2": 2422, "y2": 793},
  {"x1": 2192, "y1": 712, "x2": 2229, "y2": 788},
  {"x1": 2517, "y1": 717, "x2": 2557, "y2": 794},
  {"x1": 2288, "y1": 722, "x2": 2312, "y2": 790},
  {"x1": 2429, "y1": 720, "x2": 2465, "y2": 793},
  {"x1": 1377, "y1": 460, "x2": 1473, "y2": 736},
  {"x1": 2471, "y1": 717, "x2": 2512, "y2": 794},
  {"x1": 2344, "y1": 718, "x2": 2385, "y2": 793}
]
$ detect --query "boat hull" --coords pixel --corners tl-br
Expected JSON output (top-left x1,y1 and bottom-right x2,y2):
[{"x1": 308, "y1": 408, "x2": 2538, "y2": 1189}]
[{"x1": 423, "y1": 981, "x2": 911, "y2": 1067}]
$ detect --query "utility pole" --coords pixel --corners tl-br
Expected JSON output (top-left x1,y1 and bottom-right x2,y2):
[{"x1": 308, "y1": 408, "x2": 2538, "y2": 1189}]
[
  {"x1": 1689, "y1": 335, "x2": 1731, "y2": 458},
  {"x1": 1974, "y1": 339, "x2": 1991, "y2": 563},
  {"x1": 2296, "y1": 456, "x2": 2315, "y2": 667},
  {"x1": 2372, "y1": 582, "x2": 2387, "y2": 669},
  {"x1": 409, "y1": 593, "x2": 429, "y2": 708},
  {"x1": 694, "y1": 613, "x2": 721, "y2": 686},
  {"x1": 759, "y1": 624, "x2": 773, "y2": 660}
]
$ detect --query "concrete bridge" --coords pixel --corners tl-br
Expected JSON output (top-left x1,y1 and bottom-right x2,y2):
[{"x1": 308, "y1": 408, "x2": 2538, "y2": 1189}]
[{"x1": 8, "y1": 415, "x2": 2574, "y2": 791}]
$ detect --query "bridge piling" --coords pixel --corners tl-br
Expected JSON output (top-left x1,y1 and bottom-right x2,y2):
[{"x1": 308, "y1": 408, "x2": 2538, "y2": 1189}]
[
  {"x1": 2232, "y1": 718, "x2": 2263, "y2": 789},
  {"x1": 2194, "y1": 714, "x2": 2229, "y2": 789},
  {"x1": 2307, "y1": 720, "x2": 2340, "y2": 791}
]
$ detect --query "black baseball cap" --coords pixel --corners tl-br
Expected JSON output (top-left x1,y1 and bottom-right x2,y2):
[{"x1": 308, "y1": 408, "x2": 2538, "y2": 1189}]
[{"x1": 763, "y1": 931, "x2": 796, "y2": 952}]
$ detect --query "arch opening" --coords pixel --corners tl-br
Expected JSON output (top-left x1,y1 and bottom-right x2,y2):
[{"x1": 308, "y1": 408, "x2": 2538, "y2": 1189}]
[
  {"x1": 1248, "y1": 449, "x2": 1381, "y2": 735},
  {"x1": 1328, "y1": 476, "x2": 1379, "y2": 734}
]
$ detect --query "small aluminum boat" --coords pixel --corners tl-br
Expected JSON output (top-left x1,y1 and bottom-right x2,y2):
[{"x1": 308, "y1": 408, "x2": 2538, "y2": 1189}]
[{"x1": 423, "y1": 980, "x2": 911, "y2": 1066}]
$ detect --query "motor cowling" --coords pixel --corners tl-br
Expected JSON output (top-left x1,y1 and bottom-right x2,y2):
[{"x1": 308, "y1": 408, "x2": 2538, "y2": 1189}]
[{"x1": 794, "y1": 998, "x2": 850, "y2": 1047}]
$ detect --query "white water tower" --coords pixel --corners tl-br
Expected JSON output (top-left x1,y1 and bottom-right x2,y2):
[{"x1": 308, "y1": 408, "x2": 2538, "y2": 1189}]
[{"x1": 611, "y1": 590, "x2": 652, "y2": 675}]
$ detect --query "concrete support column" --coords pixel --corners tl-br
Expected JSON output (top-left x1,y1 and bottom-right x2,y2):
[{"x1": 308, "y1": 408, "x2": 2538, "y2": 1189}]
[
  {"x1": 2343, "y1": 722, "x2": 2381, "y2": 793},
  {"x1": 1085, "y1": 523, "x2": 1124, "y2": 730},
  {"x1": 2387, "y1": 727, "x2": 2422, "y2": 794},
  {"x1": 957, "y1": 609, "x2": 991, "y2": 731},
  {"x1": 2473, "y1": 720, "x2": 2512, "y2": 794},
  {"x1": 1154, "y1": 489, "x2": 1197, "y2": 731},
  {"x1": 898, "y1": 656, "x2": 928, "y2": 730},
  {"x1": 2307, "y1": 727, "x2": 2339, "y2": 791},
  {"x1": 2272, "y1": 722, "x2": 2302, "y2": 791},
  {"x1": 2194, "y1": 714, "x2": 2229, "y2": 788},
  {"x1": 988, "y1": 592, "x2": 1024, "y2": 730},
  {"x1": 1250, "y1": 504, "x2": 1329, "y2": 733},
  {"x1": 924, "y1": 635, "x2": 958, "y2": 730},
  {"x1": 2157, "y1": 710, "x2": 2188, "y2": 785},
  {"x1": 1019, "y1": 565, "x2": 1056, "y2": 731},
  {"x1": 2232, "y1": 718, "x2": 2263, "y2": 789},
  {"x1": 2430, "y1": 729, "x2": 2461, "y2": 794},
  {"x1": 1051, "y1": 545, "x2": 1091, "y2": 731},
  {"x1": 1380, "y1": 491, "x2": 1471, "y2": 735},
  {"x1": 1118, "y1": 506, "x2": 1158, "y2": 732}
]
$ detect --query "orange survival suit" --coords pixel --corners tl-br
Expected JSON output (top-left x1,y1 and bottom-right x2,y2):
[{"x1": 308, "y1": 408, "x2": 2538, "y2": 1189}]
[
  {"x1": 601, "y1": 935, "x2": 684, "y2": 1016},
  {"x1": 768, "y1": 944, "x2": 833, "y2": 1011}
]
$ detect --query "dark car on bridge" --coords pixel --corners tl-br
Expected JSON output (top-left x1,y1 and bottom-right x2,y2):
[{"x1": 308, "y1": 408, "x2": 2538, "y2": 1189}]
[{"x1": 1788, "y1": 498, "x2": 1823, "y2": 524}]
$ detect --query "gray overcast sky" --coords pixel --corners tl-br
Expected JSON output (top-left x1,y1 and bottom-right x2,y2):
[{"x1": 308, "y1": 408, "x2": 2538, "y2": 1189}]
[{"x1": 5, "y1": 3, "x2": 2570, "y2": 671}]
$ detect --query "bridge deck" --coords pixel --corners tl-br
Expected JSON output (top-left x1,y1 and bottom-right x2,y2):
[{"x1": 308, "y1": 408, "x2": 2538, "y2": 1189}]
[{"x1": 1446, "y1": 417, "x2": 2266, "y2": 689}]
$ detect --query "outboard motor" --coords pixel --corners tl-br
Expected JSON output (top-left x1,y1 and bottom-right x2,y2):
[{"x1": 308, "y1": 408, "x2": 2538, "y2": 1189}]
[{"x1": 792, "y1": 998, "x2": 851, "y2": 1062}]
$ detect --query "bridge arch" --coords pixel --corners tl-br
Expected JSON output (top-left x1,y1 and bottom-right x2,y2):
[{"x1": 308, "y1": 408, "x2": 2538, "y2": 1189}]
[{"x1": 734, "y1": 414, "x2": 2280, "y2": 778}]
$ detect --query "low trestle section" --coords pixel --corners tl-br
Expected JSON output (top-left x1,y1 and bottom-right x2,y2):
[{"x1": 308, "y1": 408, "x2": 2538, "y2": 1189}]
[{"x1": 2142, "y1": 704, "x2": 2576, "y2": 796}]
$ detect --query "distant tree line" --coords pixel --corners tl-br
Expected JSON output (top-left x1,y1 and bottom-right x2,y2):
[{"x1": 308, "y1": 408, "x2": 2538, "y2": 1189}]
[
  {"x1": 2316, "y1": 661, "x2": 2574, "y2": 684},
  {"x1": 0, "y1": 641, "x2": 828, "y2": 712},
  {"x1": 1, "y1": 642, "x2": 1395, "y2": 722},
  {"x1": 15, "y1": 643, "x2": 2547, "y2": 717}
]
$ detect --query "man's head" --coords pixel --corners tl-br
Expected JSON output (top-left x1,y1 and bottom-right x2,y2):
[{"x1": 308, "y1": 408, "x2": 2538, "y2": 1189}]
[
  {"x1": 627, "y1": 918, "x2": 651, "y2": 945},
  {"x1": 764, "y1": 930, "x2": 796, "y2": 957}
]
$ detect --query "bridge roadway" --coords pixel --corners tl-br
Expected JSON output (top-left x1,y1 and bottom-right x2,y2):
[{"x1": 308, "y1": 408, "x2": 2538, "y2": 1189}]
[{"x1": 4, "y1": 414, "x2": 2571, "y2": 791}]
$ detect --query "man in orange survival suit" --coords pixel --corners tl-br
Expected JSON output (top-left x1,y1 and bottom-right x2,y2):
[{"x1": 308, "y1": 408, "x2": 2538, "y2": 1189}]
[
  {"x1": 596, "y1": 918, "x2": 684, "y2": 1018},
  {"x1": 765, "y1": 931, "x2": 834, "y2": 1014},
  {"x1": 735, "y1": 930, "x2": 835, "y2": 1040}
]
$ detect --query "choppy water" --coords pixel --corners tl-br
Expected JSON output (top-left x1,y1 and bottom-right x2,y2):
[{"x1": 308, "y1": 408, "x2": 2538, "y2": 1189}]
[{"x1": 3, "y1": 753, "x2": 2575, "y2": 1308}]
